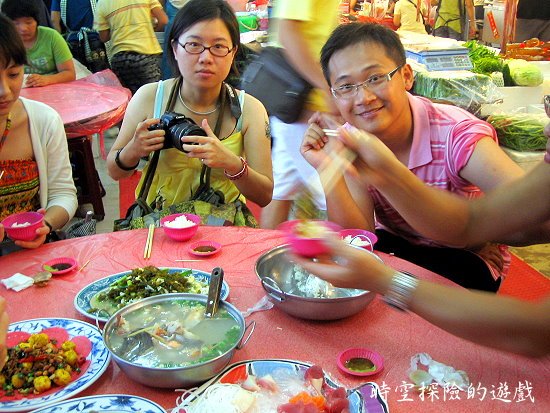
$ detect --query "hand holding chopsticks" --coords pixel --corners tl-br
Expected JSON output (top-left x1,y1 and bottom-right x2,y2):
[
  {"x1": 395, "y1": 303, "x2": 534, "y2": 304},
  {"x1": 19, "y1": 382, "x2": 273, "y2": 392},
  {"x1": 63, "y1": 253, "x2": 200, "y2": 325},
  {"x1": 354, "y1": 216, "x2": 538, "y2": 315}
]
[{"x1": 144, "y1": 224, "x2": 155, "y2": 259}]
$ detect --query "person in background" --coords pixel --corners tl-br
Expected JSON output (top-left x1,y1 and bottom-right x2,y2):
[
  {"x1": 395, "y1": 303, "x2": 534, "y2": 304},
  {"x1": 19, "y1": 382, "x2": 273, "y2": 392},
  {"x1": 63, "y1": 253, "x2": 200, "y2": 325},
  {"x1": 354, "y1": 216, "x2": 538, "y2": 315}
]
[
  {"x1": 393, "y1": 0, "x2": 428, "y2": 34},
  {"x1": 50, "y1": 0, "x2": 108, "y2": 73},
  {"x1": 292, "y1": 126, "x2": 550, "y2": 358},
  {"x1": 260, "y1": 0, "x2": 340, "y2": 229},
  {"x1": 302, "y1": 22, "x2": 524, "y2": 292},
  {"x1": 433, "y1": 0, "x2": 476, "y2": 41},
  {"x1": 515, "y1": 0, "x2": 550, "y2": 42},
  {"x1": 0, "y1": 13, "x2": 77, "y2": 250},
  {"x1": 1, "y1": 0, "x2": 75, "y2": 87},
  {"x1": 94, "y1": 0, "x2": 168, "y2": 95},
  {"x1": 161, "y1": 0, "x2": 190, "y2": 80},
  {"x1": 106, "y1": 0, "x2": 273, "y2": 212}
]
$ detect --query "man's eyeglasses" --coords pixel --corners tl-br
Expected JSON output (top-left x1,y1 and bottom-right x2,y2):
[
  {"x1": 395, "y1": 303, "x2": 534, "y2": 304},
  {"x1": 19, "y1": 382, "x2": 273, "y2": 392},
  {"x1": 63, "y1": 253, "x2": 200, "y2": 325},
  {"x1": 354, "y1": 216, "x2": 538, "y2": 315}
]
[
  {"x1": 177, "y1": 41, "x2": 234, "y2": 57},
  {"x1": 331, "y1": 64, "x2": 404, "y2": 99}
]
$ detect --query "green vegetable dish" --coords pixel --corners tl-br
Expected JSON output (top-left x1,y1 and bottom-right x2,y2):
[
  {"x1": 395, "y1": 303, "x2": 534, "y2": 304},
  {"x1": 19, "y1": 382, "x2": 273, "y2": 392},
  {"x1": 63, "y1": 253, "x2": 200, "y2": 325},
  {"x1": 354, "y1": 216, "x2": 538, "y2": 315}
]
[{"x1": 89, "y1": 266, "x2": 209, "y2": 317}]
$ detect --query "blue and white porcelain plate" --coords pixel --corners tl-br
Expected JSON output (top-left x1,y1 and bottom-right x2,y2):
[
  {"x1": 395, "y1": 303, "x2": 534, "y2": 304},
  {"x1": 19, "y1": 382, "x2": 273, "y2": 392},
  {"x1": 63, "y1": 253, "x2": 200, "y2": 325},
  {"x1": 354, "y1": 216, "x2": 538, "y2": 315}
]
[
  {"x1": 1, "y1": 318, "x2": 111, "y2": 413},
  {"x1": 187, "y1": 359, "x2": 389, "y2": 412},
  {"x1": 28, "y1": 394, "x2": 165, "y2": 413},
  {"x1": 74, "y1": 267, "x2": 230, "y2": 323}
]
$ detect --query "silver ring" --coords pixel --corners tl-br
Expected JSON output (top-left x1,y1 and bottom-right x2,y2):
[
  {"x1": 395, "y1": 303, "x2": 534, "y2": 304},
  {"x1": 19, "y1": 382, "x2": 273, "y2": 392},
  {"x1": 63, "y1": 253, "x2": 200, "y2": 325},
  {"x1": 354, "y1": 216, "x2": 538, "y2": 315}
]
[{"x1": 200, "y1": 158, "x2": 204, "y2": 163}]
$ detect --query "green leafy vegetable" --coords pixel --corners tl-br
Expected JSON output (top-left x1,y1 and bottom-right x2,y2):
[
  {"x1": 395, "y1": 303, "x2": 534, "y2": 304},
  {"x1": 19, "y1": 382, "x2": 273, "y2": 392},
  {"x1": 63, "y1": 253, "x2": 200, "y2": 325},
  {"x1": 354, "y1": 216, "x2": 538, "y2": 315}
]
[
  {"x1": 95, "y1": 266, "x2": 208, "y2": 309},
  {"x1": 464, "y1": 40, "x2": 503, "y2": 75},
  {"x1": 487, "y1": 113, "x2": 548, "y2": 151}
]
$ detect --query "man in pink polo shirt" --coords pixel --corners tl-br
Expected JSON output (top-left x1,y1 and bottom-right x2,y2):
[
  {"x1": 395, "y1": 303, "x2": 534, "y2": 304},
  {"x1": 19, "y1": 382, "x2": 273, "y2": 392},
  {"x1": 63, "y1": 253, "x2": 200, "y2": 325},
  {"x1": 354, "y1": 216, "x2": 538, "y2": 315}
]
[{"x1": 301, "y1": 22, "x2": 525, "y2": 292}]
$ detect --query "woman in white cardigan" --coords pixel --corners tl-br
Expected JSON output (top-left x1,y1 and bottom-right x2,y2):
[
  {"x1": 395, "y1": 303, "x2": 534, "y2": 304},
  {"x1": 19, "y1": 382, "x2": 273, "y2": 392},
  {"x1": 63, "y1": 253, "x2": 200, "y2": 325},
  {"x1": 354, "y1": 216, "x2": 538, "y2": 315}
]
[{"x1": 0, "y1": 14, "x2": 77, "y2": 250}]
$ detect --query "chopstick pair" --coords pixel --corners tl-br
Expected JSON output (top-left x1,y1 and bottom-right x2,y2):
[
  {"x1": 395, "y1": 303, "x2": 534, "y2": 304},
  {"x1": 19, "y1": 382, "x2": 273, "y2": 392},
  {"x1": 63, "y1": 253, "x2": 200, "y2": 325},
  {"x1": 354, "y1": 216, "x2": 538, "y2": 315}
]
[{"x1": 144, "y1": 224, "x2": 155, "y2": 259}]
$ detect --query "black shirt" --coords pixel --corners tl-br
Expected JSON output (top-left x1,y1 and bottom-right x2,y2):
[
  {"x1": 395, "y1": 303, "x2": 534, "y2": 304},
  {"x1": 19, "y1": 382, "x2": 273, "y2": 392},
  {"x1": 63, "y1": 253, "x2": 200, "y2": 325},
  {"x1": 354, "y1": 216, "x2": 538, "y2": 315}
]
[{"x1": 517, "y1": 0, "x2": 550, "y2": 20}]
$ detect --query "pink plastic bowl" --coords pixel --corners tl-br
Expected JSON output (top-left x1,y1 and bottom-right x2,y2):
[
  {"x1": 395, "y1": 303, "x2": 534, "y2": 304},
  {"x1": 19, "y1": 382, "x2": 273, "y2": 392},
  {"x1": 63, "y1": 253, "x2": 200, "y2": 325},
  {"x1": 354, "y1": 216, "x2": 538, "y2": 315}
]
[
  {"x1": 278, "y1": 220, "x2": 342, "y2": 258},
  {"x1": 339, "y1": 229, "x2": 378, "y2": 251},
  {"x1": 337, "y1": 347, "x2": 384, "y2": 377},
  {"x1": 43, "y1": 257, "x2": 78, "y2": 275},
  {"x1": 1, "y1": 212, "x2": 44, "y2": 241},
  {"x1": 160, "y1": 213, "x2": 200, "y2": 241}
]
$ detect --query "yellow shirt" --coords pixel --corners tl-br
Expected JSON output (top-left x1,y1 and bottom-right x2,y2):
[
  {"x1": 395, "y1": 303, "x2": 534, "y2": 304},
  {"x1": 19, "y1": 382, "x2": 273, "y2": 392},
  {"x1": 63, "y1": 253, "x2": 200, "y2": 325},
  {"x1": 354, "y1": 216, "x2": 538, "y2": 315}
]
[
  {"x1": 271, "y1": 0, "x2": 340, "y2": 113},
  {"x1": 95, "y1": 0, "x2": 163, "y2": 56},
  {"x1": 137, "y1": 90, "x2": 246, "y2": 208}
]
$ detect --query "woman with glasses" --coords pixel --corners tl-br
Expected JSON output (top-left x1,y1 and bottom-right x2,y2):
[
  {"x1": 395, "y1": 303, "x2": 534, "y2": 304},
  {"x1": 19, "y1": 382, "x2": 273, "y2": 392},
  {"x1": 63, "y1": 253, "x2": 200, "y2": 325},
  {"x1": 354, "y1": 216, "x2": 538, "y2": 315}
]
[
  {"x1": 106, "y1": 0, "x2": 273, "y2": 217},
  {"x1": 301, "y1": 22, "x2": 524, "y2": 292},
  {"x1": 95, "y1": 0, "x2": 168, "y2": 95}
]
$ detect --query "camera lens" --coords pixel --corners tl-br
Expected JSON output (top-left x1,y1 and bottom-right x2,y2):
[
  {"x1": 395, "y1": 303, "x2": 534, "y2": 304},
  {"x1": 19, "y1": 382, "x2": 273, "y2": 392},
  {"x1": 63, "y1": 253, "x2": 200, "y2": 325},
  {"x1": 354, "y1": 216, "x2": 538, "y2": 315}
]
[{"x1": 170, "y1": 123, "x2": 207, "y2": 152}]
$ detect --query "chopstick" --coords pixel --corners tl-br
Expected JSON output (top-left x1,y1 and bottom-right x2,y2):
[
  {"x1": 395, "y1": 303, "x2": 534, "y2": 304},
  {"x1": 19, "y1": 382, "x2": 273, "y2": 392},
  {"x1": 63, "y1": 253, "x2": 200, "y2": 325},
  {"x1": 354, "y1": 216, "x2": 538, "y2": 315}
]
[
  {"x1": 77, "y1": 258, "x2": 92, "y2": 273},
  {"x1": 322, "y1": 128, "x2": 339, "y2": 137},
  {"x1": 144, "y1": 224, "x2": 155, "y2": 259},
  {"x1": 0, "y1": 170, "x2": 4, "y2": 180}
]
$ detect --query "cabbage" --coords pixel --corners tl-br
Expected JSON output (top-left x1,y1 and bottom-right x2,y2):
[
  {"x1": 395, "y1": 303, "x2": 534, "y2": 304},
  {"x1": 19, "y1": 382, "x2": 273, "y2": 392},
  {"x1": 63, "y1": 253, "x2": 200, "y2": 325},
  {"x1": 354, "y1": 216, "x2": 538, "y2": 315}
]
[{"x1": 507, "y1": 59, "x2": 544, "y2": 87}]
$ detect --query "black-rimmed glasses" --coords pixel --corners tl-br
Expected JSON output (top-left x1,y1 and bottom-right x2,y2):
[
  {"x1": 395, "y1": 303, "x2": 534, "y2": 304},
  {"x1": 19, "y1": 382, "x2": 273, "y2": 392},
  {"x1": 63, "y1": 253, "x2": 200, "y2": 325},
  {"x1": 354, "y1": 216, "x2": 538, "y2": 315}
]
[
  {"x1": 331, "y1": 64, "x2": 404, "y2": 99},
  {"x1": 177, "y1": 41, "x2": 234, "y2": 57}
]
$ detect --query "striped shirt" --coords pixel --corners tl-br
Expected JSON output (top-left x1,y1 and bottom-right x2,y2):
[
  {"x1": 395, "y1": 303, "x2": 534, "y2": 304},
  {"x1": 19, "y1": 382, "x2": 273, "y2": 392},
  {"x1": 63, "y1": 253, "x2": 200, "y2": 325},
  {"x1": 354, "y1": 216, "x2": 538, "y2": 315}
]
[{"x1": 369, "y1": 93, "x2": 510, "y2": 280}]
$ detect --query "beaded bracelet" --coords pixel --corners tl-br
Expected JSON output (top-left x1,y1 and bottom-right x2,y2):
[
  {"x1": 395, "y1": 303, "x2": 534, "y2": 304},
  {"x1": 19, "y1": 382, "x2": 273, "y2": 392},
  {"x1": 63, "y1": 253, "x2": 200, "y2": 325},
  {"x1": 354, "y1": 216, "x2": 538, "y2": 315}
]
[
  {"x1": 383, "y1": 271, "x2": 418, "y2": 312},
  {"x1": 224, "y1": 157, "x2": 248, "y2": 180}
]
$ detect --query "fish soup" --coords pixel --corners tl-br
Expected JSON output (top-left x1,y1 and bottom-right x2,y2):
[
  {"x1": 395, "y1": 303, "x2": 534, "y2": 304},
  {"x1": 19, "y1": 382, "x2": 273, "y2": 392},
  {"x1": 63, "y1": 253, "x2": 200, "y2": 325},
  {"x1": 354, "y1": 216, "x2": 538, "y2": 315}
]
[{"x1": 105, "y1": 299, "x2": 241, "y2": 368}]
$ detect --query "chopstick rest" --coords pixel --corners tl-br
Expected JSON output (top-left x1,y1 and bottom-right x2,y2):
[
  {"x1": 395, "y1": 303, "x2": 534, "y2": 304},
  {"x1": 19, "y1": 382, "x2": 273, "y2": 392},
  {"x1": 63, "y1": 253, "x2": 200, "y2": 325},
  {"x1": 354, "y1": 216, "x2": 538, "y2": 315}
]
[{"x1": 1, "y1": 273, "x2": 34, "y2": 291}]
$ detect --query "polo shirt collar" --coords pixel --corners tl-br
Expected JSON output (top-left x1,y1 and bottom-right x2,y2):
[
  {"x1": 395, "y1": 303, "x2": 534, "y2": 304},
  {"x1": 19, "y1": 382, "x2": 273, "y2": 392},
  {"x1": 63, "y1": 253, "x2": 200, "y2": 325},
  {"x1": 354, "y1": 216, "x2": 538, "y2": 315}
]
[{"x1": 407, "y1": 92, "x2": 433, "y2": 169}]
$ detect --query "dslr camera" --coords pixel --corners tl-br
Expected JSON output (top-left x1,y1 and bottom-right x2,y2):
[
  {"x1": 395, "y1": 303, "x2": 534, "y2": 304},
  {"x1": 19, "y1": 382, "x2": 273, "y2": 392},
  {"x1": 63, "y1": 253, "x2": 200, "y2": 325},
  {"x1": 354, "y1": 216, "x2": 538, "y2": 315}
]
[{"x1": 148, "y1": 111, "x2": 207, "y2": 152}]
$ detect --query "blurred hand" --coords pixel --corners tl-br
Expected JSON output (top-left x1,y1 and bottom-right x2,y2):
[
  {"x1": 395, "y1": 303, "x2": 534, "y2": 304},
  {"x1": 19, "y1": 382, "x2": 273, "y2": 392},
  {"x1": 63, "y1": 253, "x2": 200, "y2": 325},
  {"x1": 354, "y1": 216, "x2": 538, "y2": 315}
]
[
  {"x1": 182, "y1": 119, "x2": 242, "y2": 172},
  {"x1": 300, "y1": 112, "x2": 331, "y2": 169},
  {"x1": 25, "y1": 74, "x2": 50, "y2": 88},
  {"x1": 471, "y1": 243, "x2": 505, "y2": 273},
  {"x1": 0, "y1": 297, "x2": 8, "y2": 371},
  {"x1": 337, "y1": 124, "x2": 403, "y2": 186},
  {"x1": 291, "y1": 235, "x2": 395, "y2": 294}
]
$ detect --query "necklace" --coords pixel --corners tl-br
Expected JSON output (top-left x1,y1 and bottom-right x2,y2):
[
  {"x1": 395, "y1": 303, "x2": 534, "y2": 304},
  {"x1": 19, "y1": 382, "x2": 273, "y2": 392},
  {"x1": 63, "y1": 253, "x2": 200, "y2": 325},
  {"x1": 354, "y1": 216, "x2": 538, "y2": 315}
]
[
  {"x1": 0, "y1": 112, "x2": 12, "y2": 152},
  {"x1": 178, "y1": 87, "x2": 220, "y2": 115}
]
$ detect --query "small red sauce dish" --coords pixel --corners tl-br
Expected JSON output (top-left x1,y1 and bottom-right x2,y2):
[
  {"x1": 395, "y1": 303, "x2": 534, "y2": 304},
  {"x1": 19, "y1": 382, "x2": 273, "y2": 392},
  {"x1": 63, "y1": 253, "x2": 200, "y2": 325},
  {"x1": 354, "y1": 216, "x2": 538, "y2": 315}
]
[
  {"x1": 337, "y1": 347, "x2": 384, "y2": 377},
  {"x1": 43, "y1": 257, "x2": 78, "y2": 275},
  {"x1": 188, "y1": 240, "x2": 222, "y2": 257}
]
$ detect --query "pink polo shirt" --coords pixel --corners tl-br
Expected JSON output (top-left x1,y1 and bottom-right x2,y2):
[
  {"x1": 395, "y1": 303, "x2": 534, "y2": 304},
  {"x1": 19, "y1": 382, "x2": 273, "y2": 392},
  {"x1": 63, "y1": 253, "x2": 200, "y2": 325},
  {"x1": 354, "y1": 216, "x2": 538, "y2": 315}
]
[{"x1": 369, "y1": 93, "x2": 510, "y2": 280}]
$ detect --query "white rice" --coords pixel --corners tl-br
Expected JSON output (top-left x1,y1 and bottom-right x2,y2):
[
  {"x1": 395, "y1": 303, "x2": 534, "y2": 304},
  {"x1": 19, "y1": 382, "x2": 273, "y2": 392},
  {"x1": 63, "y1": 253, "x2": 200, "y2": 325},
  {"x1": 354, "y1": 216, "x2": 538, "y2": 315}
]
[{"x1": 164, "y1": 215, "x2": 196, "y2": 228}]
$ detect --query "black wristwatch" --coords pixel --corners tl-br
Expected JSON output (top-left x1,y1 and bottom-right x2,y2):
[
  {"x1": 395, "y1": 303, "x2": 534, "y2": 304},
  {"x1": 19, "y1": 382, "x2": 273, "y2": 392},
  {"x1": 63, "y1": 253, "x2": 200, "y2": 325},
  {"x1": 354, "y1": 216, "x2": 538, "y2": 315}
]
[
  {"x1": 44, "y1": 220, "x2": 53, "y2": 233},
  {"x1": 115, "y1": 148, "x2": 140, "y2": 171}
]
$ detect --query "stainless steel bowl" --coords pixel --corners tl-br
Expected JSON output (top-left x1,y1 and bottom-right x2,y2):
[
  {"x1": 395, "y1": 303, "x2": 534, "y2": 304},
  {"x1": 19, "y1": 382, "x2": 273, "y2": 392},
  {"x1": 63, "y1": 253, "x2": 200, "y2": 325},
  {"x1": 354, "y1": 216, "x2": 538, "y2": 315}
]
[
  {"x1": 103, "y1": 293, "x2": 254, "y2": 388},
  {"x1": 255, "y1": 245, "x2": 377, "y2": 320}
]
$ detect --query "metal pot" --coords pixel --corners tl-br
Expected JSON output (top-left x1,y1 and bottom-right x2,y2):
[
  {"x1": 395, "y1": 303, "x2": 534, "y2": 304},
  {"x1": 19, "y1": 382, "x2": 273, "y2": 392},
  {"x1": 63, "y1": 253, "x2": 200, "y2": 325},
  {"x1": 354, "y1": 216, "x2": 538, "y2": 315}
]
[
  {"x1": 255, "y1": 245, "x2": 377, "y2": 320},
  {"x1": 103, "y1": 293, "x2": 254, "y2": 388}
]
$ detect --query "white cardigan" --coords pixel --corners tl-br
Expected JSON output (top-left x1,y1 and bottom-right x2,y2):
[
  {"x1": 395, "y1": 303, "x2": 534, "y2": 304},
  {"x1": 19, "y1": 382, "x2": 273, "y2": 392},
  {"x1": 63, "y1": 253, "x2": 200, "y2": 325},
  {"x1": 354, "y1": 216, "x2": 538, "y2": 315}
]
[{"x1": 21, "y1": 97, "x2": 78, "y2": 218}]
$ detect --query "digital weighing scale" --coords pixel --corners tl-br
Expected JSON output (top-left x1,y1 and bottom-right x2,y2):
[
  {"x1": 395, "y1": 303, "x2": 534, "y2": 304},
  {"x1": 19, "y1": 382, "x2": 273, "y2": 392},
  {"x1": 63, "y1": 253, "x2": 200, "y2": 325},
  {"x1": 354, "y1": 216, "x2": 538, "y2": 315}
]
[{"x1": 405, "y1": 47, "x2": 473, "y2": 71}]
